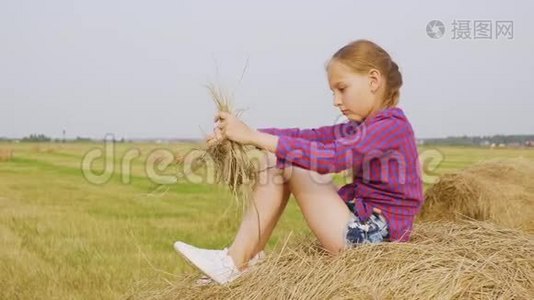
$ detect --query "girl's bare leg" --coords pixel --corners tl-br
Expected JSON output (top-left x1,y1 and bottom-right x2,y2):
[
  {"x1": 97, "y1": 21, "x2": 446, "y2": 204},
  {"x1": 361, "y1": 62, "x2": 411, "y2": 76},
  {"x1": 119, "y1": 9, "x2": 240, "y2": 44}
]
[
  {"x1": 228, "y1": 152, "x2": 290, "y2": 270},
  {"x1": 228, "y1": 154, "x2": 354, "y2": 270},
  {"x1": 283, "y1": 165, "x2": 354, "y2": 254}
]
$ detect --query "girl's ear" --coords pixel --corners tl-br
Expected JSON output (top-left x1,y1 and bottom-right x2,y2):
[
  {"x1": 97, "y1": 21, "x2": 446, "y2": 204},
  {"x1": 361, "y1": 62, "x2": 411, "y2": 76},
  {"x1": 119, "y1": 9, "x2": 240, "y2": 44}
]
[{"x1": 368, "y1": 69, "x2": 382, "y2": 93}]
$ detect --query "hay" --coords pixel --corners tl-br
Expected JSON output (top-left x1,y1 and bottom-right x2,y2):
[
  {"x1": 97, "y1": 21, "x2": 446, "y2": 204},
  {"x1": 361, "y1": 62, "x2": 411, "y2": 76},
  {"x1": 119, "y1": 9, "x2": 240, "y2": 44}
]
[
  {"x1": 419, "y1": 158, "x2": 534, "y2": 232},
  {"x1": 140, "y1": 220, "x2": 534, "y2": 299},
  {"x1": 0, "y1": 148, "x2": 13, "y2": 162},
  {"x1": 194, "y1": 84, "x2": 259, "y2": 202}
]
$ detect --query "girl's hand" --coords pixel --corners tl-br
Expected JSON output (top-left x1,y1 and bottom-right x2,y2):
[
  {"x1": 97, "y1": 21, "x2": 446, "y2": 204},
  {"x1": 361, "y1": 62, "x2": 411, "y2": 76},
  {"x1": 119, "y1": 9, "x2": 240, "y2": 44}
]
[
  {"x1": 214, "y1": 112, "x2": 257, "y2": 145},
  {"x1": 205, "y1": 126, "x2": 223, "y2": 147}
]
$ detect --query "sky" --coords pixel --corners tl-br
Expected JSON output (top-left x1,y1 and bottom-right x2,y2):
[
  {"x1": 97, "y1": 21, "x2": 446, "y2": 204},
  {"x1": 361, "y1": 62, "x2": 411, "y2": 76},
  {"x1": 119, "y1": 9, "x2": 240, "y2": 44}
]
[{"x1": 1, "y1": 0, "x2": 533, "y2": 140}]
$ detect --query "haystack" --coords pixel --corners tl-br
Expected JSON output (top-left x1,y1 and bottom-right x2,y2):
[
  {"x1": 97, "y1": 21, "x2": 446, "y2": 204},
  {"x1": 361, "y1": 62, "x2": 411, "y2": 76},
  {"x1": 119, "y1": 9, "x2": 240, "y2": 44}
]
[
  {"x1": 141, "y1": 220, "x2": 534, "y2": 299},
  {"x1": 419, "y1": 158, "x2": 534, "y2": 232},
  {"x1": 0, "y1": 148, "x2": 13, "y2": 162}
]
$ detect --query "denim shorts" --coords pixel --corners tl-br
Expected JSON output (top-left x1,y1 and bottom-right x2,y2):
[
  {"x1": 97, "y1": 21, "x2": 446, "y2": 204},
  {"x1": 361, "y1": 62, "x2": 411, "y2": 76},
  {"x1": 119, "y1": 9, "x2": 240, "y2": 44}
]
[{"x1": 343, "y1": 212, "x2": 390, "y2": 248}]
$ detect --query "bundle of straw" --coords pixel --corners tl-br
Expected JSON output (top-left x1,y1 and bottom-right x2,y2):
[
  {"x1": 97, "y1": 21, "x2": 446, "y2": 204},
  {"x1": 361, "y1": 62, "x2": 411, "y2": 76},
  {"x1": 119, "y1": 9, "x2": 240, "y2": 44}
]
[{"x1": 199, "y1": 84, "x2": 259, "y2": 201}]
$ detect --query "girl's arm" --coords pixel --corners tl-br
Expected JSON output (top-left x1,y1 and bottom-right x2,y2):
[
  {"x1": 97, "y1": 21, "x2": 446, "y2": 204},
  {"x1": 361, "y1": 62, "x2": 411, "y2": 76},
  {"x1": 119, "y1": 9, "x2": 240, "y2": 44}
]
[
  {"x1": 251, "y1": 115, "x2": 409, "y2": 174},
  {"x1": 257, "y1": 121, "x2": 360, "y2": 143}
]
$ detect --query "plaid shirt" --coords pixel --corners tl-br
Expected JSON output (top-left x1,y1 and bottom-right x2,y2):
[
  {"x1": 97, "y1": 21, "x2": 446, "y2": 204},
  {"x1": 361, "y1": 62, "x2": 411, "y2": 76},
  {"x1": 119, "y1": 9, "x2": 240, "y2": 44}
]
[{"x1": 258, "y1": 107, "x2": 424, "y2": 242}]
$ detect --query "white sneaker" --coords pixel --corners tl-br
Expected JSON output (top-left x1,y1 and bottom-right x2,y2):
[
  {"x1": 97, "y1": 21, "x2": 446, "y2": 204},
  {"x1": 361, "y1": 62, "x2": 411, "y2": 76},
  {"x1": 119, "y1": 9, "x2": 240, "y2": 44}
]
[
  {"x1": 174, "y1": 241, "x2": 244, "y2": 284},
  {"x1": 194, "y1": 250, "x2": 266, "y2": 286}
]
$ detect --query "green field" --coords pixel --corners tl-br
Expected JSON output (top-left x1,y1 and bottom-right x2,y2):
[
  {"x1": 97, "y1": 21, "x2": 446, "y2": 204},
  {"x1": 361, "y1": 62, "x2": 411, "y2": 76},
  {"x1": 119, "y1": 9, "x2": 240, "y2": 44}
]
[{"x1": 1, "y1": 143, "x2": 533, "y2": 299}]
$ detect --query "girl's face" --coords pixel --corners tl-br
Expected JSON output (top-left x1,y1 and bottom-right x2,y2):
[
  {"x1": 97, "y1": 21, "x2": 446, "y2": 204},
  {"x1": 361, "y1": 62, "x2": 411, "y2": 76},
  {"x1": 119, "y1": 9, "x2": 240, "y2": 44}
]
[{"x1": 327, "y1": 59, "x2": 384, "y2": 122}]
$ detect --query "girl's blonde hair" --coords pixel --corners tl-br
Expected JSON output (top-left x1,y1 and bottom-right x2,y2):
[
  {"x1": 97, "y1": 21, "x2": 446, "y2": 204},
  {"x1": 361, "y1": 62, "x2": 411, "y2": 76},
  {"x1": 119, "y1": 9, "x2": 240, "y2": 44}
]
[{"x1": 330, "y1": 39, "x2": 403, "y2": 108}]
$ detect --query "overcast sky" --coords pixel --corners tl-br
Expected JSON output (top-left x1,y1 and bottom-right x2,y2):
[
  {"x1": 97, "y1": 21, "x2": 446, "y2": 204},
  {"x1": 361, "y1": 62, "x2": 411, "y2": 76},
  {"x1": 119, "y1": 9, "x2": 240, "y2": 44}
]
[{"x1": 1, "y1": 0, "x2": 532, "y2": 139}]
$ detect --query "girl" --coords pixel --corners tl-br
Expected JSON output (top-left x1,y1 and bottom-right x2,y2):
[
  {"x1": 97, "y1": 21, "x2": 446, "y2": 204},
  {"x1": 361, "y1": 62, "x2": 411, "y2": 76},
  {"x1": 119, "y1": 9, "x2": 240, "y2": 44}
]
[{"x1": 174, "y1": 39, "x2": 424, "y2": 285}]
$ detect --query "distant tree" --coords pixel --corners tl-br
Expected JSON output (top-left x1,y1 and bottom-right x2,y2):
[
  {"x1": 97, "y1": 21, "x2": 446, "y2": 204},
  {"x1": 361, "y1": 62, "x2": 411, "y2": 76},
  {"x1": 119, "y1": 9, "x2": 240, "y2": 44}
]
[
  {"x1": 21, "y1": 134, "x2": 51, "y2": 142},
  {"x1": 75, "y1": 136, "x2": 93, "y2": 143},
  {"x1": 423, "y1": 134, "x2": 534, "y2": 146}
]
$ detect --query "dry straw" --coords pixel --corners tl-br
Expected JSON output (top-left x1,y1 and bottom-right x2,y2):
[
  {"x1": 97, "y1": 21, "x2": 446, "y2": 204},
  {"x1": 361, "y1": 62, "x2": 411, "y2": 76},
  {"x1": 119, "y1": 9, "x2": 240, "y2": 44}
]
[
  {"x1": 419, "y1": 158, "x2": 534, "y2": 232},
  {"x1": 191, "y1": 83, "x2": 261, "y2": 205},
  {"x1": 139, "y1": 220, "x2": 534, "y2": 299}
]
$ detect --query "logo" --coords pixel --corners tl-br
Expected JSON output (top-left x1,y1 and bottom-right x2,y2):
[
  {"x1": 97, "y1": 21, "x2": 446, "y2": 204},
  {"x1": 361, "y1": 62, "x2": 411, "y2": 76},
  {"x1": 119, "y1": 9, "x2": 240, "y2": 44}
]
[{"x1": 426, "y1": 20, "x2": 445, "y2": 39}]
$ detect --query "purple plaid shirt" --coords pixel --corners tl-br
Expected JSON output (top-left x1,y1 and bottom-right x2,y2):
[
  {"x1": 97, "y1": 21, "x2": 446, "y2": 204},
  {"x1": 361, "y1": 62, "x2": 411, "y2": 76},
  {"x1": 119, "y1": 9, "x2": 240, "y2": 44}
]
[{"x1": 258, "y1": 107, "x2": 424, "y2": 242}]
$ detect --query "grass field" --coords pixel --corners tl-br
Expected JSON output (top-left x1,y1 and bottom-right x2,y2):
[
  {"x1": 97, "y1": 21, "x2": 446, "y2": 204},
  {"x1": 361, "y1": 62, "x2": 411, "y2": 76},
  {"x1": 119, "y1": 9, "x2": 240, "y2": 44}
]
[{"x1": 1, "y1": 142, "x2": 533, "y2": 299}]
